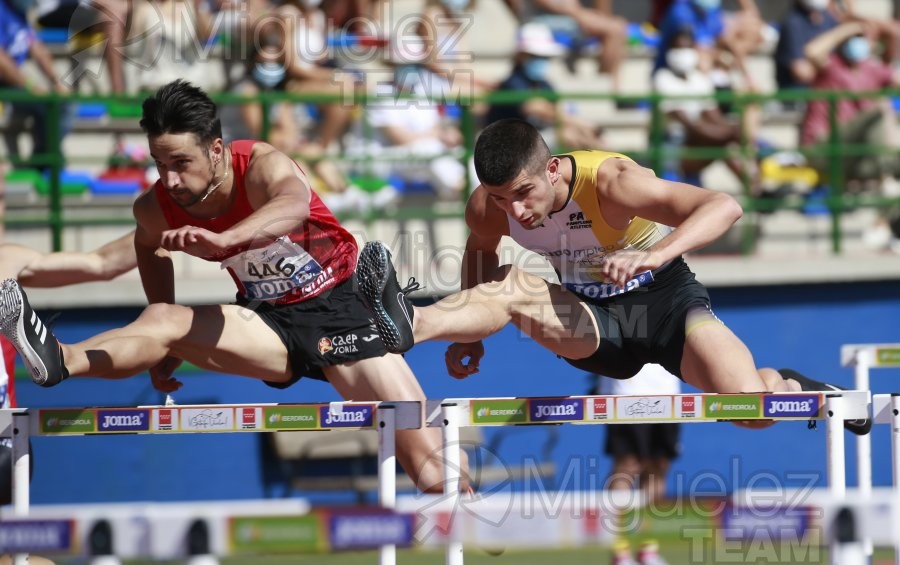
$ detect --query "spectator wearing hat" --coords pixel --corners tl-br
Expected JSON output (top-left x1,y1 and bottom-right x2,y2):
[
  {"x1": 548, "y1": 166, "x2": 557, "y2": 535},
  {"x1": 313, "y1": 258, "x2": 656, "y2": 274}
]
[{"x1": 483, "y1": 22, "x2": 605, "y2": 151}]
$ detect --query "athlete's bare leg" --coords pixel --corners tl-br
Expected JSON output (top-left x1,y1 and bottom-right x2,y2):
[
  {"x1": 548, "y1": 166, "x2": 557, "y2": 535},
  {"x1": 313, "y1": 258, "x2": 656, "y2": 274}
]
[
  {"x1": 60, "y1": 303, "x2": 295, "y2": 382},
  {"x1": 414, "y1": 266, "x2": 601, "y2": 360},
  {"x1": 325, "y1": 355, "x2": 469, "y2": 493},
  {"x1": 679, "y1": 308, "x2": 799, "y2": 395}
]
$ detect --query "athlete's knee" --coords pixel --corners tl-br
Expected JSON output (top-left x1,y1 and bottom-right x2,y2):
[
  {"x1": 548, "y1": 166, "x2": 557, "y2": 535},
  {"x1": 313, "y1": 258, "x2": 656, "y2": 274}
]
[
  {"x1": 398, "y1": 428, "x2": 470, "y2": 494},
  {"x1": 417, "y1": 449, "x2": 470, "y2": 494},
  {"x1": 136, "y1": 303, "x2": 193, "y2": 338},
  {"x1": 500, "y1": 267, "x2": 552, "y2": 308}
]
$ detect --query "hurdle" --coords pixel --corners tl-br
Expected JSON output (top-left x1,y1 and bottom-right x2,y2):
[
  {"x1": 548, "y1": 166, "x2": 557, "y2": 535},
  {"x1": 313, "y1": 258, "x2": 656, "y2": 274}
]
[
  {"x1": 841, "y1": 345, "x2": 900, "y2": 507},
  {"x1": 842, "y1": 343, "x2": 900, "y2": 558},
  {"x1": 424, "y1": 391, "x2": 872, "y2": 565},
  {"x1": 0, "y1": 400, "x2": 423, "y2": 565}
]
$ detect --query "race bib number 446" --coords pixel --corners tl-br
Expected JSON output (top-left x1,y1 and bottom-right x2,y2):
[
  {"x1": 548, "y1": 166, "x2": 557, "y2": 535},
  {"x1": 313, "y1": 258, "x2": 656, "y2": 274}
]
[{"x1": 222, "y1": 237, "x2": 327, "y2": 300}]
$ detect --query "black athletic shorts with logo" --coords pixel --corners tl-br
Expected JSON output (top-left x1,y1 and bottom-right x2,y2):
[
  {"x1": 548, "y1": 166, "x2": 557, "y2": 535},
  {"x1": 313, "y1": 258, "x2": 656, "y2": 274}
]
[
  {"x1": 605, "y1": 422, "x2": 681, "y2": 460},
  {"x1": 564, "y1": 257, "x2": 711, "y2": 380},
  {"x1": 237, "y1": 274, "x2": 387, "y2": 387}
]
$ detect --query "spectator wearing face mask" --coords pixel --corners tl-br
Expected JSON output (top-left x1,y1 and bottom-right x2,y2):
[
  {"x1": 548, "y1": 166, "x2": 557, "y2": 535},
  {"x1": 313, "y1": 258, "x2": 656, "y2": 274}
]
[
  {"x1": 654, "y1": 0, "x2": 768, "y2": 93},
  {"x1": 483, "y1": 22, "x2": 605, "y2": 151},
  {"x1": 800, "y1": 21, "x2": 900, "y2": 250},
  {"x1": 774, "y1": 0, "x2": 839, "y2": 96},
  {"x1": 653, "y1": 29, "x2": 761, "y2": 189}
]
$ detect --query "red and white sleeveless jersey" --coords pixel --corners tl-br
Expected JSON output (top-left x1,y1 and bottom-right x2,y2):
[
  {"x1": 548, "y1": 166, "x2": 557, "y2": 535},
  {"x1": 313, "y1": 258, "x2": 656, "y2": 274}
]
[{"x1": 154, "y1": 140, "x2": 357, "y2": 304}]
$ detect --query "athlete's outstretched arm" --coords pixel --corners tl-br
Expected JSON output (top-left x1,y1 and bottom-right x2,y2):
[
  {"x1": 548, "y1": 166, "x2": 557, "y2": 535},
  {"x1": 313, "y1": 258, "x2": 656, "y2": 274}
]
[
  {"x1": 15, "y1": 231, "x2": 137, "y2": 288},
  {"x1": 595, "y1": 159, "x2": 743, "y2": 288}
]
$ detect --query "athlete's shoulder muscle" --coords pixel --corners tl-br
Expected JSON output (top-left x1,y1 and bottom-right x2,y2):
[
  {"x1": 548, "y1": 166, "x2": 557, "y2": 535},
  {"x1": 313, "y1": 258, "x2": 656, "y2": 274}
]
[{"x1": 244, "y1": 142, "x2": 310, "y2": 207}]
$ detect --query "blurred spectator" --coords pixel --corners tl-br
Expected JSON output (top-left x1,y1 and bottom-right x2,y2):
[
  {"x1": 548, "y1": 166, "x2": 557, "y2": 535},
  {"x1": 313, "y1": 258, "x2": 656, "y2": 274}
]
[
  {"x1": 800, "y1": 20, "x2": 900, "y2": 250},
  {"x1": 215, "y1": 0, "x2": 273, "y2": 91},
  {"x1": 774, "y1": 0, "x2": 839, "y2": 96},
  {"x1": 829, "y1": 0, "x2": 900, "y2": 64},
  {"x1": 350, "y1": 67, "x2": 467, "y2": 201},
  {"x1": 484, "y1": 22, "x2": 605, "y2": 151},
  {"x1": 652, "y1": 29, "x2": 760, "y2": 189},
  {"x1": 654, "y1": 0, "x2": 769, "y2": 93},
  {"x1": 323, "y1": 0, "x2": 378, "y2": 35},
  {"x1": 35, "y1": 0, "x2": 129, "y2": 93},
  {"x1": 504, "y1": 0, "x2": 628, "y2": 97},
  {"x1": 416, "y1": 0, "x2": 495, "y2": 100},
  {"x1": 310, "y1": 157, "x2": 399, "y2": 215},
  {"x1": 128, "y1": 0, "x2": 216, "y2": 93},
  {"x1": 595, "y1": 363, "x2": 680, "y2": 565},
  {"x1": 230, "y1": 1, "x2": 356, "y2": 157},
  {"x1": 0, "y1": 0, "x2": 71, "y2": 172}
]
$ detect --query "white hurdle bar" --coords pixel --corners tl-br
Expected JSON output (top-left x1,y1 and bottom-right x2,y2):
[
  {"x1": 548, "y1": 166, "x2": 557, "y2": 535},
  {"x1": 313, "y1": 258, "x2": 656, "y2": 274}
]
[
  {"x1": 0, "y1": 401, "x2": 422, "y2": 565},
  {"x1": 427, "y1": 391, "x2": 871, "y2": 565}
]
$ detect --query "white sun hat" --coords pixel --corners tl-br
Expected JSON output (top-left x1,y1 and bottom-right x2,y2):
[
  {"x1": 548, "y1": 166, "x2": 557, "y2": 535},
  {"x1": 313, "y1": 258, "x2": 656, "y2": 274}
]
[{"x1": 516, "y1": 22, "x2": 565, "y2": 57}]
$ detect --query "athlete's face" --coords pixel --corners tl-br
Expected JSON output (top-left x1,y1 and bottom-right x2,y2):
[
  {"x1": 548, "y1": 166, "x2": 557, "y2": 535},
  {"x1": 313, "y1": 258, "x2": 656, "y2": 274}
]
[
  {"x1": 149, "y1": 133, "x2": 224, "y2": 208},
  {"x1": 483, "y1": 157, "x2": 562, "y2": 229}
]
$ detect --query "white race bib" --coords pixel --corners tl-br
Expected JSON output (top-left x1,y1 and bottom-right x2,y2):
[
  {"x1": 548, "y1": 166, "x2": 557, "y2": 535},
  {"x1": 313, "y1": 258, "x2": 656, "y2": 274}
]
[{"x1": 221, "y1": 236, "x2": 324, "y2": 301}]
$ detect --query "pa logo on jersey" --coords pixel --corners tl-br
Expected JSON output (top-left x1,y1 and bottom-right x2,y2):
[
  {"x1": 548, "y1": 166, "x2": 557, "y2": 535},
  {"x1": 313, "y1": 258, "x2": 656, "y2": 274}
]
[{"x1": 566, "y1": 211, "x2": 592, "y2": 230}]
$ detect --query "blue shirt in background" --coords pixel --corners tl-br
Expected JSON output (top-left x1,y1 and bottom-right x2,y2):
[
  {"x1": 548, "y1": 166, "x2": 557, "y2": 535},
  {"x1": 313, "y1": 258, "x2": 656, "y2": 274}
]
[
  {"x1": 0, "y1": 0, "x2": 35, "y2": 68},
  {"x1": 654, "y1": 0, "x2": 724, "y2": 73}
]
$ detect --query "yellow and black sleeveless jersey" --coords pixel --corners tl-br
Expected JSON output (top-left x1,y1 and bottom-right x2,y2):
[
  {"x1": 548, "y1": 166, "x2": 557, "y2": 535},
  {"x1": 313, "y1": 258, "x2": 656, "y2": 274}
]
[{"x1": 507, "y1": 150, "x2": 670, "y2": 300}]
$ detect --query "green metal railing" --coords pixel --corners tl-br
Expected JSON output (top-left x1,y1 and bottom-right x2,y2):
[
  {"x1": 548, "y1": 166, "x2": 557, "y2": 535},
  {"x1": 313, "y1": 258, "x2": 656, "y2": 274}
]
[{"x1": 2, "y1": 87, "x2": 898, "y2": 254}]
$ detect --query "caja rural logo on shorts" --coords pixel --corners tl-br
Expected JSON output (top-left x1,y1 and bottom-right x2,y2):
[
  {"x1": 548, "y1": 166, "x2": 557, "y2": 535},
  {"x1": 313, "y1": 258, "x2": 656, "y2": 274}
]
[
  {"x1": 529, "y1": 398, "x2": 585, "y2": 422},
  {"x1": 97, "y1": 409, "x2": 150, "y2": 432},
  {"x1": 318, "y1": 332, "x2": 359, "y2": 356},
  {"x1": 320, "y1": 404, "x2": 375, "y2": 428},
  {"x1": 763, "y1": 394, "x2": 821, "y2": 418}
]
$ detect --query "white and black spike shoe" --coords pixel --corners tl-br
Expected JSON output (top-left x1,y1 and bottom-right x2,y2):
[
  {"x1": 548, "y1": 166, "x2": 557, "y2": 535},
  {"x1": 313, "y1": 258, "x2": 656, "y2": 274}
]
[{"x1": 0, "y1": 279, "x2": 68, "y2": 387}]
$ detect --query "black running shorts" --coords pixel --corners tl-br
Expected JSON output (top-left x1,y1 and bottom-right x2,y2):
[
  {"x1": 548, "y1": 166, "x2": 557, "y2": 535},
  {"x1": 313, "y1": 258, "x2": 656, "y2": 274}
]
[
  {"x1": 238, "y1": 274, "x2": 388, "y2": 387},
  {"x1": 604, "y1": 422, "x2": 681, "y2": 460},
  {"x1": 564, "y1": 257, "x2": 711, "y2": 380}
]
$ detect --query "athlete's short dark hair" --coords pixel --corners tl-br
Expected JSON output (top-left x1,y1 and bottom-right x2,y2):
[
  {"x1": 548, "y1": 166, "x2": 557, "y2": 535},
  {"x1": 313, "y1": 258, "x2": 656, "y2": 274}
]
[
  {"x1": 140, "y1": 80, "x2": 223, "y2": 148},
  {"x1": 474, "y1": 119, "x2": 551, "y2": 186}
]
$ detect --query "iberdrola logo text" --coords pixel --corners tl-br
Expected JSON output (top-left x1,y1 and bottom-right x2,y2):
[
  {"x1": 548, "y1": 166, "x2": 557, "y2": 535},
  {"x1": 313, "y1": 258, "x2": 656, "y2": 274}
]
[
  {"x1": 263, "y1": 406, "x2": 318, "y2": 429},
  {"x1": 703, "y1": 395, "x2": 761, "y2": 419},
  {"x1": 470, "y1": 400, "x2": 527, "y2": 424}
]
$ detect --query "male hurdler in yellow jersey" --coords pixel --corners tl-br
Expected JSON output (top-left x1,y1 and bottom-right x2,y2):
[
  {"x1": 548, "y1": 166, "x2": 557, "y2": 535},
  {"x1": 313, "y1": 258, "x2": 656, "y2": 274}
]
[
  {"x1": 507, "y1": 150, "x2": 672, "y2": 301},
  {"x1": 500, "y1": 149, "x2": 704, "y2": 380},
  {"x1": 356, "y1": 119, "x2": 872, "y2": 436}
]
